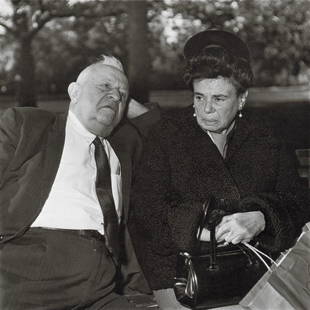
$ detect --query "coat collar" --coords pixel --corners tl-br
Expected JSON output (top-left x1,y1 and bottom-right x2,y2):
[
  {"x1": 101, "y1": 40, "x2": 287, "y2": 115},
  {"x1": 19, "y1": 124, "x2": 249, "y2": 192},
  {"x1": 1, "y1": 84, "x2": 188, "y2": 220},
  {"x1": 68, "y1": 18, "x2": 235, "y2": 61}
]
[
  {"x1": 225, "y1": 116, "x2": 253, "y2": 162},
  {"x1": 181, "y1": 107, "x2": 253, "y2": 162}
]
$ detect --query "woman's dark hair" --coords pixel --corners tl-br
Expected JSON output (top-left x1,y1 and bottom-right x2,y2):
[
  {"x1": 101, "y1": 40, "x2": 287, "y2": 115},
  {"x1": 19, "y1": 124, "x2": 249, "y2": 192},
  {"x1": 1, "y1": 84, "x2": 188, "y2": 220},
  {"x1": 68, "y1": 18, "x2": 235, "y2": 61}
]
[{"x1": 183, "y1": 46, "x2": 253, "y2": 95}]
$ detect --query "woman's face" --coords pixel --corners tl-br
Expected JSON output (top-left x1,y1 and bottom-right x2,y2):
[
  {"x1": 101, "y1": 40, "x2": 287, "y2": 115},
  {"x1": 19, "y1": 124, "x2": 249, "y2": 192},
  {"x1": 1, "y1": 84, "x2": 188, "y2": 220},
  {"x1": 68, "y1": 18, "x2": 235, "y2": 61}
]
[{"x1": 193, "y1": 77, "x2": 245, "y2": 133}]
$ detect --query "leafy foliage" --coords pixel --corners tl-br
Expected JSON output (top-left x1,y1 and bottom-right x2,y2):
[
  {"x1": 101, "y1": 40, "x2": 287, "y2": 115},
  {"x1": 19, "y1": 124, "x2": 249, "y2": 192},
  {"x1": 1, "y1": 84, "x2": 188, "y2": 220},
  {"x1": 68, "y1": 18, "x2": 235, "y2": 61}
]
[
  {"x1": 160, "y1": 0, "x2": 310, "y2": 87},
  {"x1": 0, "y1": 0, "x2": 309, "y2": 102}
]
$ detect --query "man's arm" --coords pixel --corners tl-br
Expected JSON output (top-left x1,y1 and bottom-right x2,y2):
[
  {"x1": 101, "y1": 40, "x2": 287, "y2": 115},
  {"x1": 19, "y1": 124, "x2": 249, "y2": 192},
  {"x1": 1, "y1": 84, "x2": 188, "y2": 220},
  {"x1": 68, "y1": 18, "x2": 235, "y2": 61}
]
[
  {"x1": 126, "y1": 98, "x2": 149, "y2": 119},
  {"x1": 126, "y1": 98, "x2": 161, "y2": 138}
]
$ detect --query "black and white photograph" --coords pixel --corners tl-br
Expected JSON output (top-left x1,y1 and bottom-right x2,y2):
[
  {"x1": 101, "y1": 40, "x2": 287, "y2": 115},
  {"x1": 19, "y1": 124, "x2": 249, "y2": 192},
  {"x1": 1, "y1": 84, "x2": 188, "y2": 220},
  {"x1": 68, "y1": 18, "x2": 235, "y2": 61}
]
[{"x1": 0, "y1": 0, "x2": 309, "y2": 309}]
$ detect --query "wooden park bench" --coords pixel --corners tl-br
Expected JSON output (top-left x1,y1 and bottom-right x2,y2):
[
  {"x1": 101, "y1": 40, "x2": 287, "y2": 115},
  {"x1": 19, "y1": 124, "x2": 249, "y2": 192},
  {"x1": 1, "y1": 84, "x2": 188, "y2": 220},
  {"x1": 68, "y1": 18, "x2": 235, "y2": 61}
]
[{"x1": 296, "y1": 148, "x2": 310, "y2": 188}]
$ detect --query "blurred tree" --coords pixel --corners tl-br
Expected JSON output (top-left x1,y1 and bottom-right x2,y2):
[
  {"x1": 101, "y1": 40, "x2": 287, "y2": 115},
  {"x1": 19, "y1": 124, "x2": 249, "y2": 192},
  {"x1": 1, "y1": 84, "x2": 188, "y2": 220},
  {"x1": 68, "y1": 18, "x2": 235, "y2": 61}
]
[
  {"x1": 1, "y1": 0, "x2": 309, "y2": 103},
  {"x1": 237, "y1": 0, "x2": 310, "y2": 86},
  {"x1": 126, "y1": 0, "x2": 150, "y2": 103},
  {"x1": 34, "y1": 13, "x2": 128, "y2": 95},
  {"x1": 162, "y1": 0, "x2": 310, "y2": 87},
  {"x1": 0, "y1": 0, "x2": 124, "y2": 106}
]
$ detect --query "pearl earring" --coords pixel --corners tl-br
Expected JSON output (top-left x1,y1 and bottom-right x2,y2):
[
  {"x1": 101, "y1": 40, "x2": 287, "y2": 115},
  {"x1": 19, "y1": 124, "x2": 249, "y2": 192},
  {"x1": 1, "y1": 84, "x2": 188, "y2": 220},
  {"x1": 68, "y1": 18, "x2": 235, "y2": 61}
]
[
  {"x1": 238, "y1": 110, "x2": 243, "y2": 118},
  {"x1": 193, "y1": 104, "x2": 196, "y2": 117}
]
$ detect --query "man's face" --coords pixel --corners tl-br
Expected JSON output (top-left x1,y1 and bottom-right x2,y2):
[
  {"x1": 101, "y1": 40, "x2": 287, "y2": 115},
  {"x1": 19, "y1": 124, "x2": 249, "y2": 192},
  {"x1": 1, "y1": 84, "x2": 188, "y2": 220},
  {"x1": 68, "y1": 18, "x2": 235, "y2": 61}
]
[
  {"x1": 70, "y1": 64, "x2": 129, "y2": 137},
  {"x1": 193, "y1": 77, "x2": 244, "y2": 133}
]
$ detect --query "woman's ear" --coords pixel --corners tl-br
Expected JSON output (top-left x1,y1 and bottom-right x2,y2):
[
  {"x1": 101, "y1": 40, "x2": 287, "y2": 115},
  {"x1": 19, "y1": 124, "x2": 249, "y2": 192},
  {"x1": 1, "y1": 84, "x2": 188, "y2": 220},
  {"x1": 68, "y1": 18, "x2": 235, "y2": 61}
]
[
  {"x1": 239, "y1": 90, "x2": 248, "y2": 110},
  {"x1": 67, "y1": 82, "x2": 80, "y2": 104}
]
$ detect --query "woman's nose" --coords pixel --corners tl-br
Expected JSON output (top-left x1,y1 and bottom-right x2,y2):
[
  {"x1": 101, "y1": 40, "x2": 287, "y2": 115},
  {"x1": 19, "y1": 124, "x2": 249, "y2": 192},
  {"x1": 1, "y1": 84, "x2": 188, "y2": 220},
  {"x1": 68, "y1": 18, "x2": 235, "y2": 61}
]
[{"x1": 204, "y1": 99, "x2": 213, "y2": 113}]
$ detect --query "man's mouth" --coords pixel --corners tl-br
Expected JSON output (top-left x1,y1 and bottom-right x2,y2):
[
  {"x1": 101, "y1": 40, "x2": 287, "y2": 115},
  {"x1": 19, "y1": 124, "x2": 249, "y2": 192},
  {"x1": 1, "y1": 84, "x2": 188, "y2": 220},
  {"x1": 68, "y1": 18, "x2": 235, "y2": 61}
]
[{"x1": 98, "y1": 105, "x2": 116, "y2": 112}]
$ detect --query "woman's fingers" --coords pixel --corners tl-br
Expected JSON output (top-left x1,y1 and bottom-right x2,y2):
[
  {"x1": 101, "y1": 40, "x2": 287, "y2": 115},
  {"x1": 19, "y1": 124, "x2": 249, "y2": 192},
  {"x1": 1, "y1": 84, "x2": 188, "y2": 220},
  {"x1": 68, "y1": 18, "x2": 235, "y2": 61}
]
[
  {"x1": 214, "y1": 211, "x2": 265, "y2": 244},
  {"x1": 215, "y1": 223, "x2": 231, "y2": 242}
]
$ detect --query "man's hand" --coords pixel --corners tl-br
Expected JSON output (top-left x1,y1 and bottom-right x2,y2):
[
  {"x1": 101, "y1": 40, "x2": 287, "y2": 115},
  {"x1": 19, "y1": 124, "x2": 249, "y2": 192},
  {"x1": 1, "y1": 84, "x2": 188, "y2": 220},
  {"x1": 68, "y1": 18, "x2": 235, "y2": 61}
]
[
  {"x1": 127, "y1": 98, "x2": 149, "y2": 119},
  {"x1": 215, "y1": 211, "x2": 265, "y2": 244}
]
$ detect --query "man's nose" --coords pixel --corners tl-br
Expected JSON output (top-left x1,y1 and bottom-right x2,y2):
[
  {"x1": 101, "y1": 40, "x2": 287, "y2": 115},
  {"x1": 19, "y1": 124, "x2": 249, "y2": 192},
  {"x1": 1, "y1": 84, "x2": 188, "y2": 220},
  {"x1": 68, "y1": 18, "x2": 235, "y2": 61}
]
[{"x1": 108, "y1": 88, "x2": 121, "y2": 101}]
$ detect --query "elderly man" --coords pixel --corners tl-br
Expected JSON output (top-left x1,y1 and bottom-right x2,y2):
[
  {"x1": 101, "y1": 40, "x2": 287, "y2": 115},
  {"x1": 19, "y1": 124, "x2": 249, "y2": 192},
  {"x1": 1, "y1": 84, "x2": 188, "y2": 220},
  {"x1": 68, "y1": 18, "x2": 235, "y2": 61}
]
[{"x1": 0, "y1": 55, "x2": 159, "y2": 309}]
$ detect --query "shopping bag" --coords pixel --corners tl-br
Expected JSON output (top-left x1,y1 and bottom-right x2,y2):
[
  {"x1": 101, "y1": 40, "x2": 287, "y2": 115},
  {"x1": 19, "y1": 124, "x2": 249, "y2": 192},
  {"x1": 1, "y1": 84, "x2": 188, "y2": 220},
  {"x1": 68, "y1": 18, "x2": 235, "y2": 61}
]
[{"x1": 240, "y1": 224, "x2": 310, "y2": 310}]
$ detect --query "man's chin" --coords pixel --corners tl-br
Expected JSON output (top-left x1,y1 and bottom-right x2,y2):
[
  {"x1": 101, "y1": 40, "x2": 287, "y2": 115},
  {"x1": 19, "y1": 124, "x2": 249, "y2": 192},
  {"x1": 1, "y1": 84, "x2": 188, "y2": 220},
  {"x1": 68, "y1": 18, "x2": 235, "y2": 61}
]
[{"x1": 97, "y1": 110, "x2": 116, "y2": 124}]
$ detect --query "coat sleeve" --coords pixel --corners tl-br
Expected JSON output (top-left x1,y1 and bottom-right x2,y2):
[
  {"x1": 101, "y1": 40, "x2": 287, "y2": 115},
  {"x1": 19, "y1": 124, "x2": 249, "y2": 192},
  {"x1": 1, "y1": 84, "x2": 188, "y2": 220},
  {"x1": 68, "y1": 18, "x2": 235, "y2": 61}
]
[
  {"x1": 0, "y1": 108, "x2": 20, "y2": 183},
  {"x1": 129, "y1": 124, "x2": 204, "y2": 290},
  {"x1": 238, "y1": 138, "x2": 310, "y2": 252},
  {"x1": 129, "y1": 126, "x2": 174, "y2": 290},
  {"x1": 130, "y1": 126, "x2": 174, "y2": 251}
]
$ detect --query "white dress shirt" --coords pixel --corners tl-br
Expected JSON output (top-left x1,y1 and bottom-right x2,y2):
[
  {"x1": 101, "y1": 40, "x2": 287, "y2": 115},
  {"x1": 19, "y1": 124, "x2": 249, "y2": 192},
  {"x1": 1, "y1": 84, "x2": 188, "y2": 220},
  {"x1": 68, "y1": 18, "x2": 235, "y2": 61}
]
[{"x1": 31, "y1": 111, "x2": 122, "y2": 234}]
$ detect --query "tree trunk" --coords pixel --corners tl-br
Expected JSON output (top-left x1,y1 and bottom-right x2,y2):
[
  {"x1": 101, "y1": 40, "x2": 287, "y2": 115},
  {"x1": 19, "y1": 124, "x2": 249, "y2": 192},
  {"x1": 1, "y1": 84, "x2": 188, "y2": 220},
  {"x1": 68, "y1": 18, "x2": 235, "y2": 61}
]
[
  {"x1": 16, "y1": 37, "x2": 37, "y2": 107},
  {"x1": 127, "y1": 0, "x2": 150, "y2": 103}
]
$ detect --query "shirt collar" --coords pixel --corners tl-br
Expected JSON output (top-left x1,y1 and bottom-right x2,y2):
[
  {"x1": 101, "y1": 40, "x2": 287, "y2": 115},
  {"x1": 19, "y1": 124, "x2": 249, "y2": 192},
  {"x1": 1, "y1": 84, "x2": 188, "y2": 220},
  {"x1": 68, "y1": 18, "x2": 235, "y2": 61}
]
[
  {"x1": 67, "y1": 110, "x2": 96, "y2": 145},
  {"x1": 207, "y1": 120, "x2": 235, "y2": 143}
]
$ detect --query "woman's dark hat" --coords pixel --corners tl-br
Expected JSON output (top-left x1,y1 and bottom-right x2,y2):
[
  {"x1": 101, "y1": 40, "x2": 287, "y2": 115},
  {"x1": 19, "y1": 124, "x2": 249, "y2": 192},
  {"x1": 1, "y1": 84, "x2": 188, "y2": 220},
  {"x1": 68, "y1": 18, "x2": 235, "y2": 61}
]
[{"x1": 183, "y1": 29, "x2": 250, "y2": 61}]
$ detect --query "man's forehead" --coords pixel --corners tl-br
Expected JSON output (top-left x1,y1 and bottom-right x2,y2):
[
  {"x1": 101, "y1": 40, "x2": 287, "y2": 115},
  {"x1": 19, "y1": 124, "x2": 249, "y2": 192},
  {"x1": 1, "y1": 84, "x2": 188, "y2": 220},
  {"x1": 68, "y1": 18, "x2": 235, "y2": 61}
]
[{"x1": 80, "y1": 63, "x2": 128, "y2": 85}]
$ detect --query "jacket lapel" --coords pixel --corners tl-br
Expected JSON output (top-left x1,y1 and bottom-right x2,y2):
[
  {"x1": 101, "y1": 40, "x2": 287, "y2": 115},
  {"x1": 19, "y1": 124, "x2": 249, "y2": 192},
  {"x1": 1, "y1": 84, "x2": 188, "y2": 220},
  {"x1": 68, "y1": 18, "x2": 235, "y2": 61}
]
[
  {"x1": 184, "y1": 117, "x2": 241, "y2": 200},
  {"x1": 39, "y1": 113, "x2": 67, "y2": 207},
  {"x1": 108, "y1": 131, "x2": 132, "y2": 223},
  {"x1": 226, "y1": 117, "x2": 252, "y2": 162}
]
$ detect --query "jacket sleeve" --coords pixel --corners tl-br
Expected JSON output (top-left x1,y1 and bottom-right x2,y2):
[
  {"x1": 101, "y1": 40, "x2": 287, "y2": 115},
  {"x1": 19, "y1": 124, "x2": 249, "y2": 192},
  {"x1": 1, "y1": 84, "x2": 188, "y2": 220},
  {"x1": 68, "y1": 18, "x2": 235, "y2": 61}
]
[
  {"x1": 128, "y1": 106, "x2": 161, "y2": 139},
  {"x1": 0, "y1": 108, "x2": 20, "y2": 183}
]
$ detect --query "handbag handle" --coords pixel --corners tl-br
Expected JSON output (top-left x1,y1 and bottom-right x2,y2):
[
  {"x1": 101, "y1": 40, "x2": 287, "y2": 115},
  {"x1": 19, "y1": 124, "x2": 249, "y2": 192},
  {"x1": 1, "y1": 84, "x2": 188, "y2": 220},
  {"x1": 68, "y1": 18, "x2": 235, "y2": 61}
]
[
  {"x1": 197, "y1": 197, "x2": 217, "y2": 268},
  {"x1": 197, "y1": 199, "x2": 211, "y2": 241},
  {"x1": 197, "y1": 198, "x2": 275, "y2": 272}
]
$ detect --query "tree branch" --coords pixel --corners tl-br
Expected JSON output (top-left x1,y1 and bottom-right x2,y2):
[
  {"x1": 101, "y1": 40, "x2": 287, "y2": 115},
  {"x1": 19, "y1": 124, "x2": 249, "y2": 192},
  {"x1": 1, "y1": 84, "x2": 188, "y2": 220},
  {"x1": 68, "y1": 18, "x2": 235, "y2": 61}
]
[
  {"x1": 27, "y1": 2, "x2": 125, "y2": 40},
  {"x1": 28, "y1": 13, "x2": 52, "y2": 39}
]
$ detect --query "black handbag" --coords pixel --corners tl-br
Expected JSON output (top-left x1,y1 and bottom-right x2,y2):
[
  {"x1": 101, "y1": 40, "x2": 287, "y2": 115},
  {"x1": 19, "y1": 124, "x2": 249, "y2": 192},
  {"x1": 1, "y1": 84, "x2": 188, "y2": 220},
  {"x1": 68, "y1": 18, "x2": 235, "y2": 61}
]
[{"x1": 173, "y1": 198, "x2": 267, "y2": 309}]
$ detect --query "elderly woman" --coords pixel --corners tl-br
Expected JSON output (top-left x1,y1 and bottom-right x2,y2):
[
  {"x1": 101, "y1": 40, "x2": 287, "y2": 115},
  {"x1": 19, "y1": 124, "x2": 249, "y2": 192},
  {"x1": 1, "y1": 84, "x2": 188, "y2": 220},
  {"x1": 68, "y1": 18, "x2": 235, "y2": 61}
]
[{"x1": 129, "y1": 30, "x2": 309, "y2": 308}]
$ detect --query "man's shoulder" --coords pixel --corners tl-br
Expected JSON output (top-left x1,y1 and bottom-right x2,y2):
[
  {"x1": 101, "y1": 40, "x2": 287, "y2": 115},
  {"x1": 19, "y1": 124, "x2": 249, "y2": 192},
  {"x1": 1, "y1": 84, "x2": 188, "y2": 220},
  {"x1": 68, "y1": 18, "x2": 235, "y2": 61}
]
[
  {"x1": 6, "y1": 107, "x2": 56, "y2": 119},
  {"x1": 1, "y1": 107, "x2": 57, "y2": 121},
  {"x1": 1, "y1": 107, "x2": 60, "y2": 128}
]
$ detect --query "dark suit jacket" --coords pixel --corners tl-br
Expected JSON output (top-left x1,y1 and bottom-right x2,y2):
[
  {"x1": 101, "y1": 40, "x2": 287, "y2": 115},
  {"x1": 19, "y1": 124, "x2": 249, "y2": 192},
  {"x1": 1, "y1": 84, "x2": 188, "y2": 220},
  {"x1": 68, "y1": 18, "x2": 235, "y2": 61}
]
[
  {"x1": 0, "y1": 106, "x2": 159, "y2": 293},
  {"x1": 129, "y1": 106, "x2": 310, "y2": 290}
]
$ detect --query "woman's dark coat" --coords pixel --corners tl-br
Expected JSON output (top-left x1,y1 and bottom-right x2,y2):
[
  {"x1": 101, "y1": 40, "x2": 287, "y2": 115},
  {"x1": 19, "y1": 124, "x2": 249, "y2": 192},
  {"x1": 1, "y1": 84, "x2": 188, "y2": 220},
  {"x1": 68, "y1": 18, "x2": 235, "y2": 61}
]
[{"x1": 129, "y1": 106, "x2": 309, "y2": 290}]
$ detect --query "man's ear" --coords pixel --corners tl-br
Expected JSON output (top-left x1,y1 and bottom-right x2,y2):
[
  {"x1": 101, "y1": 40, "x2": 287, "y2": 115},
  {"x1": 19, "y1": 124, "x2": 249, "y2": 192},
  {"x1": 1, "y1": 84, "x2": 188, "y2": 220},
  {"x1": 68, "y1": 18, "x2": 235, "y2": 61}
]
[{"x1": 68, "y1": 82, "x2": 80, "y2": 104}]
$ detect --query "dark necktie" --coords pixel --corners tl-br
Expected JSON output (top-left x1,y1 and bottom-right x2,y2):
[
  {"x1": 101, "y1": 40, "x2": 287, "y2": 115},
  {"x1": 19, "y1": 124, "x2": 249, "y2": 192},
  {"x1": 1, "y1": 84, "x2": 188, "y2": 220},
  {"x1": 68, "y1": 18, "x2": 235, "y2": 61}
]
[{"x1": 93, "y1": 137, "x2": 120, "y2": 262}]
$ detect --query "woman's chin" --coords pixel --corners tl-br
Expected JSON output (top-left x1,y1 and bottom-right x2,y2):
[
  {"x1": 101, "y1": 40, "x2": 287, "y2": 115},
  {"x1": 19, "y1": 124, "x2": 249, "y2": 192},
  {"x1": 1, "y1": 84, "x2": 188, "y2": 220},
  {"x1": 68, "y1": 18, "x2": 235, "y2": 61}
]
[{"x1": 198, "y1": 122, "x2": 220, "y2": 133}]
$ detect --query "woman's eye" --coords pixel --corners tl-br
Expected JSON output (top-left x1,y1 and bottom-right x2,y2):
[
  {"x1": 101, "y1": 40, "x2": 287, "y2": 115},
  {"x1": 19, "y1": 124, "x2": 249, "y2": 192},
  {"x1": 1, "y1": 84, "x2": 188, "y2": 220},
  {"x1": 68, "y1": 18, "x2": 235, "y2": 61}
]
[
  {"x1": 195, "y1": 95, "x2": 203, "y2": 101},
  {"x1": 213, "y1": 98, "x2": 225, "y2": 105}
]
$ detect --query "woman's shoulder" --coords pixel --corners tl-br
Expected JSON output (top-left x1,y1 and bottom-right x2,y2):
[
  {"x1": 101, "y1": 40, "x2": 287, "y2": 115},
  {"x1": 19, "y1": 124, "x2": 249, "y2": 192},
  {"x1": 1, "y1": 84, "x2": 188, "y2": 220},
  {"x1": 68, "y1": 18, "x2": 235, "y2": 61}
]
[{"x1": 242, "y1": 110, "x2": 280, "y2": 140}]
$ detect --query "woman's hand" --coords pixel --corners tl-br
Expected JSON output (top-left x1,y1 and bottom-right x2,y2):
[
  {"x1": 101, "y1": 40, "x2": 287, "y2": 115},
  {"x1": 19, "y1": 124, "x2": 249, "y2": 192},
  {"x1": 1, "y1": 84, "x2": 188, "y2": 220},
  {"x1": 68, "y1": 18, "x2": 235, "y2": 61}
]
[{"x1": 215, "y1": 211, "x2": 265, "y2": 244}]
